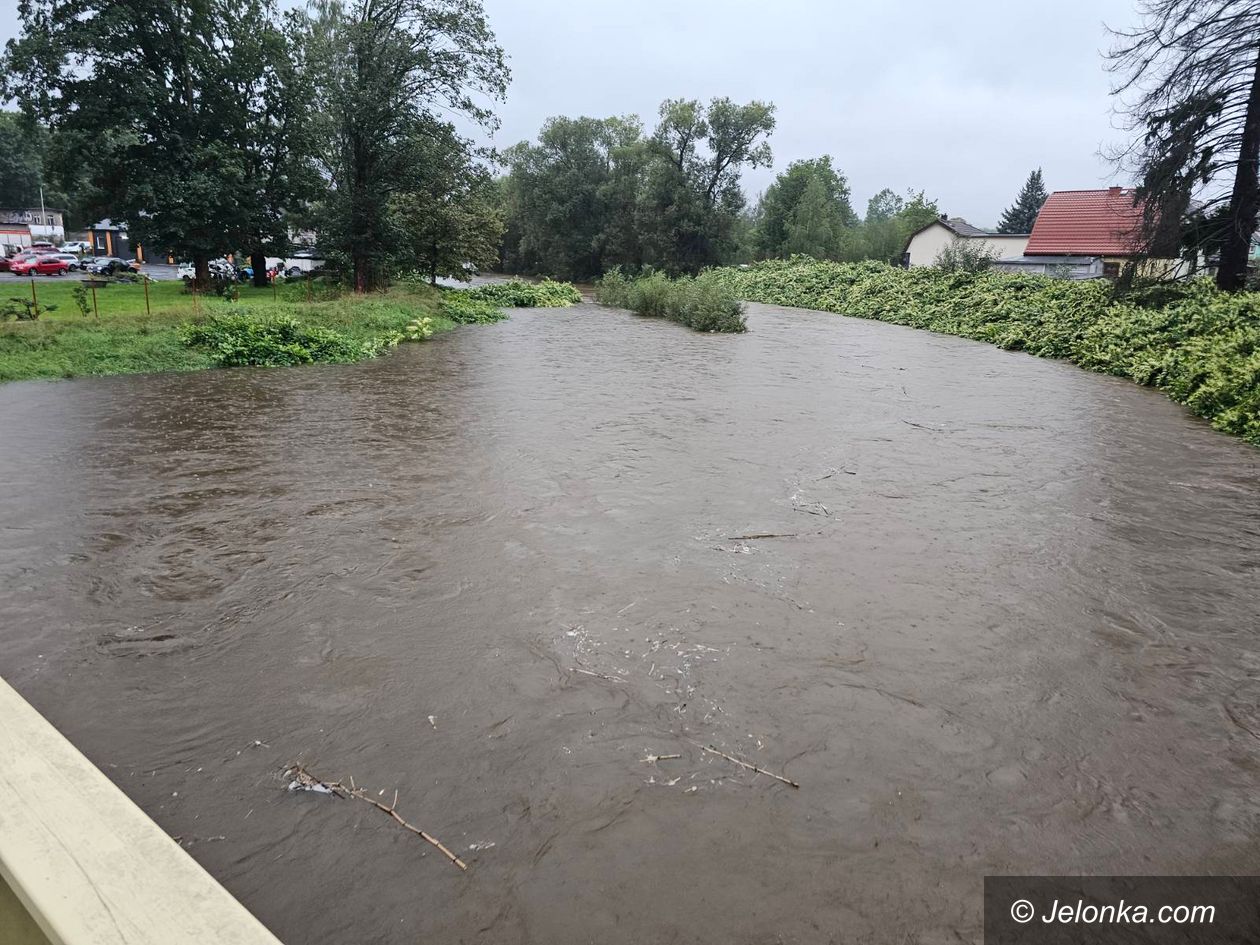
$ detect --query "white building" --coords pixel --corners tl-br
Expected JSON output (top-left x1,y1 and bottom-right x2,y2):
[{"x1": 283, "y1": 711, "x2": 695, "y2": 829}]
[
  {"x1": 0, "y1": 208, "x2": 66, "y2": 245},
  {"x1": 902, "y1": 216, "x2": 1029, "y2": 267}
]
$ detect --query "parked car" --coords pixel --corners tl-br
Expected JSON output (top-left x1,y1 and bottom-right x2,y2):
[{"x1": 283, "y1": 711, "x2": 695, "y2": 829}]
[
  {"x1": 50, "y1": 253, "x2": 81, "y2": 271},
  {"x1": 2, "y1": 252, "x2": 39, "y2": 272},
  {"x1": 11, "y1": 255, "x2": 71, "y2": 276},
  {"x1": 87, "y1": 256, "x2": 140, "y2": 276},
  {"x1": 59, "y1": 241, "x2": 91, "y2": 254}
]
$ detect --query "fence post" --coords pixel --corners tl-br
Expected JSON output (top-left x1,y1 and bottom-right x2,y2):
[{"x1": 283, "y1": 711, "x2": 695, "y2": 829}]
[
  {"x1": 143, "y1": 275, "x2": 151, "y2": 317},
  {"x1": 29, "y1": 277, "x2": 37, "y2": 318}
]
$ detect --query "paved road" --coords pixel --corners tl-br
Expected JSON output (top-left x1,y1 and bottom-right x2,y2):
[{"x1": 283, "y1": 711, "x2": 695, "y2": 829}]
[{"x1": 0, "y1": 263, "x2": 184, "y2": 282}]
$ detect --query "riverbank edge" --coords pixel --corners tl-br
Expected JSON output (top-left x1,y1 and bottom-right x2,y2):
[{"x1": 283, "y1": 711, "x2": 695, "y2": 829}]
[
  {"x1": 0, "y1": 285, "x2": 454, "y2": 385},
  {"x1": 706, "y1": 259, "x2": 1260, "y2": 447}
]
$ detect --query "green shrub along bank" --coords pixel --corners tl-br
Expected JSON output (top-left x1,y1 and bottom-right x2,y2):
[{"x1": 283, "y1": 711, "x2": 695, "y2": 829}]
[
  {"x1": 705, "y1": 258, "x2": 1260, "y2": 445},
  {"x1": 179, "y1": 313, "x2": 390, "y2": 367},
  {"x1": 439, "y1": 279, "x2": 582, "y2": 325},
  {"x1": 459, "y1": 279, "x2": 582, "y2": 308},
  {"x1": 595, "y1": 270, "x2": 747, "y2": 333}
]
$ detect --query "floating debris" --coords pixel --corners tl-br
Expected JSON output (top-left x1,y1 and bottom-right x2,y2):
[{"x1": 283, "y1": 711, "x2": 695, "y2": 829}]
[{"x1": 283, "y1": 763, "x2": 467, "y2": 871}]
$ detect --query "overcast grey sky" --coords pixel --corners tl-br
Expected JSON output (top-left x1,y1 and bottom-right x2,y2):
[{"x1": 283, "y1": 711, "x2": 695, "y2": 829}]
[{"x1": 0, "y1": 0, "x2": 1142, "y2": 227}]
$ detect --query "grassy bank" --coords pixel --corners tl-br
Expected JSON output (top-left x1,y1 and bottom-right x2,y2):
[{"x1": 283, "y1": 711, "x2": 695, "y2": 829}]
[
  {"x1": 0, "y1": 277, "x2": 579, "y2": 383},
  {"x1": 706, "y1": 258, "x2": 1260, "y2": 445},
  {"x1": 595, "y1": 270, "x2": 746, "y2": 333}
]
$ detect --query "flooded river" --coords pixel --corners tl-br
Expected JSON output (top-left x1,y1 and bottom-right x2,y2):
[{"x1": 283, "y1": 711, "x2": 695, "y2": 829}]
[{"x1": 2, "y1": 301, "x2": 1259, "y2": 943}]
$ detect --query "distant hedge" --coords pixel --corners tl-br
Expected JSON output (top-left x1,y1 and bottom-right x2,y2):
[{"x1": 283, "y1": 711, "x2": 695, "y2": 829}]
[{"x1": 704, "y1": 258, "x2": 1260, "y2": 445}]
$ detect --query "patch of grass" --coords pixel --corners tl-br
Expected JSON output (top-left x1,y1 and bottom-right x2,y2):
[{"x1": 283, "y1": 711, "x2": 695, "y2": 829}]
[{"x1": 0, "y1": 279, "x2": 452, "y2": 382}]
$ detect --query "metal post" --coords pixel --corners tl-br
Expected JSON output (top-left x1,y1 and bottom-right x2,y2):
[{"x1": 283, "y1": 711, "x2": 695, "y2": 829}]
[
  {"x1": 143, "y1": 276, "x2": 151, "y2": 317},
  {"x1": 29, "y1": 277, "x2": 37, "y2": 318},
  {"x1": 90, "y1": 282, "x2": 99, "y2": 318}
]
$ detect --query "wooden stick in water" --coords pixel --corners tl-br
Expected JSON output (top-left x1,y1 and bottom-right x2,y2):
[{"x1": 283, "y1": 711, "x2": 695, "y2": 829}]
[
  {"x1": 285, "y1": 763, "x2": 468, "y2": 871},
  {"x1": 694, "y1": 743, "x2": 800, "y2": 789}
]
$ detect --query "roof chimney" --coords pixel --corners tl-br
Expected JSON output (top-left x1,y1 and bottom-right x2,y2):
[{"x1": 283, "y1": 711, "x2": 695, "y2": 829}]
[
  {"x1": 940, "y1": 213, "x2": 948, "y2": 221},
  {"x1": 1108, "y1": 186, "x2": 1122, "y2": 195}
]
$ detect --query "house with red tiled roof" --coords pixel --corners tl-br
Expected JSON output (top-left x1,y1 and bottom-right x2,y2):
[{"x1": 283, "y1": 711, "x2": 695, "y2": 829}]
[{"x1": 992, "y1": 186, "x2": 1168, "y2": 279}]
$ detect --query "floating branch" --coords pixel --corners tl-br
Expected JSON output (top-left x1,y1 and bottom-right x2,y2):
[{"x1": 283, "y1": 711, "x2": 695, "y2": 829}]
[
  {"x1": 284, "y1": 763, "x2": 467, "y2": 871},
  {"x1": 727, "y1": 533, "x2": 799, "y2": 541},
  {"x1": 692, "y1": 742, "x2": 800, "y2": 789}
]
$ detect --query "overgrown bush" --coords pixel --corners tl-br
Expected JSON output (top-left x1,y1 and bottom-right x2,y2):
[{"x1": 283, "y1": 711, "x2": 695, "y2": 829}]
[
  {"x1": 179, "y1": 311, "x2": 374, "y2": 367},
  {"x1": 440, "y1": 293, "x2": 511, "y2": 325},
  {"x1": 459, "y1": 278, "x2": 581, "y2": 308},
  {"x1": 934, "y1": 238, "x2": 1000, "y2": 273},
  {"x1": 594, "y1": 269, "x2": 747, "y2": 333},
  {"x1": 706, "y1": 257, "x2": 1260, "y2": 444}
]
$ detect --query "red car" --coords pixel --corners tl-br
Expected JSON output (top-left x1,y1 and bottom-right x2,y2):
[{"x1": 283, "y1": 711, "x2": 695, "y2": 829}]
[{"x1": 10, "y1": 256, "x2": 71, "y2": 276}]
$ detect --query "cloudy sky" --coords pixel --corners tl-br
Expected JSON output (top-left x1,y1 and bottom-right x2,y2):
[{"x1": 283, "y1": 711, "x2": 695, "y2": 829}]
[{"x1": 0, "y1": 0, "x2": 1143, "y2": 227}]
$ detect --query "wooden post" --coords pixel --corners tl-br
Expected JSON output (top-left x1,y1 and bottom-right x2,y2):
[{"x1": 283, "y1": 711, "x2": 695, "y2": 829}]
[
  {"x1": 143, "y1": 276, "x2": 151, "y2": 317},
  {"x1": 90, "y1": 282, "x2": 99, "y2": 318},
  {"x1": 29, "y1": 277, "x2": 37, "y2": 318}
]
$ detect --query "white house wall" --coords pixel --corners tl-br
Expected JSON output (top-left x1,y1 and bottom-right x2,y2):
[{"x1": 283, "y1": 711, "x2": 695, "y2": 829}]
[{"x1": 905, "y1": 223, "x2": 1029, "y2": 267}]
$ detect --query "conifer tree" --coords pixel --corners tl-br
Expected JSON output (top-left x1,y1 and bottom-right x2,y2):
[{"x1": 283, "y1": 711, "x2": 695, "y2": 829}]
[{"x1": 997, "y1": 169, "x2": 1048, "y2": 234}]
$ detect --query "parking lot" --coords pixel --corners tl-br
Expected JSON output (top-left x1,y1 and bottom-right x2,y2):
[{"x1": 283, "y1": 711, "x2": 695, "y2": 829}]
[{"x1": 0, "y1": 262, "x2": 184, "y2": 282}]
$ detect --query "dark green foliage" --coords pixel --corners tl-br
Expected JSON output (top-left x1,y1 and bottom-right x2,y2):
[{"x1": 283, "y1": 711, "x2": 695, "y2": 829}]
[
  {"x1": 179, "y1": 312, "x2": 374, "y2": 366},
  {"x1": 996, "y1": 169, "x2": 1048, "y2": 234},
  {"x1": 707, "y1": 258, "x2": 1260, "y2": 443},
  {"x1": 3, "y1": 0, "x2": 316, "y2": 283},
  {"x1": 307, "y1": 0, "x2": 509, "y2": 292},
  {"x1": 0, "y1": 112, "x2": 47, "y2": 207},
  {"x1": 595, "y1": 270, "x2": 746, "y2": 333},
  {"x1": 500, "y1": 98, "x2": 774, "y2": 279},
  {"x1": 753, "y1": 156, "x2": 856, "y2": 260}
]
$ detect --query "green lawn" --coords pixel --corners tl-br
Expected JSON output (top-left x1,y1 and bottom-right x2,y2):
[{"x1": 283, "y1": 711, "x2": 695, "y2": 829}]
[{"x1": 0, "y1": 278, "x2": 450, "y2": 382}]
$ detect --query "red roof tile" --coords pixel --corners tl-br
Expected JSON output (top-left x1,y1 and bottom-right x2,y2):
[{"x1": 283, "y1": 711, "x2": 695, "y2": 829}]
[{"x1": 1024, "y1": 188, "x2": 1144, "y2": 256}]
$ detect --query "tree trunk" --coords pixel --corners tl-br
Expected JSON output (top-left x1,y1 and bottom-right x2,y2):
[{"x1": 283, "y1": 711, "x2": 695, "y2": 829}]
[
  {"x1": 1217, "y1": 48, "x2": 1260, "y2": 291},
  {"x1": 251, "y1": 250, "x2": 269, "y2": 289},
  {"x1": 193, "y1": 255, "x2": 210, "y2": 292},
  {"x1": 354, "y1": 253, "x2": 368, "y2": 293}
]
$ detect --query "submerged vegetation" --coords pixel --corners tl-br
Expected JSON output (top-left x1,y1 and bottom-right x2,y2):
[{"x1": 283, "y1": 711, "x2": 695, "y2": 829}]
[
  {"x1": 439, "y1": 278, "x2": 582, "y2": 324},
  {"x1": 707, "y1": 258, "x2": 1260, "y2": 444},
  {"x1": 596, "y1": 270, "x2": 747, "y2": 333}
]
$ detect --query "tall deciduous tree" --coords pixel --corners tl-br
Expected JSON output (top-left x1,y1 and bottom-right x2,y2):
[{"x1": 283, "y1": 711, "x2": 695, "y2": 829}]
[
  {"x1": 641, "y1": 97, "x2": 775, "y2": 273},
  {"x1": 3, "y1": 0, "x2": 315, "y2": 286},
  {"x1": 997, "y1": 168, "x2": 1048, "y2": 234},
  {"x1": 5, "y1": 0, "x2": 248, "y2": 282},
  {"x1": 1108, "y1": 0, "x2": 1260, "y2": 289},
  {"x1": 391, "y1": 131, "x2": 503, "y2": 284},
  {"x1": 753, "y1": 156, "x2": 856, "y2": 259},
  {"x1": 308, "y1": 0, "x2": 508, "y2": 292},
  {"x1": 0, "y1": 112, "x2": 47, "y2": 208}
]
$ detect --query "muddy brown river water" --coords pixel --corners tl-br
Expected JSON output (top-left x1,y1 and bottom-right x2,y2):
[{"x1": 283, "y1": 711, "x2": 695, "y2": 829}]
[{"x1": 2, "y1": 301, "x2": 1259, "y2": 944}]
